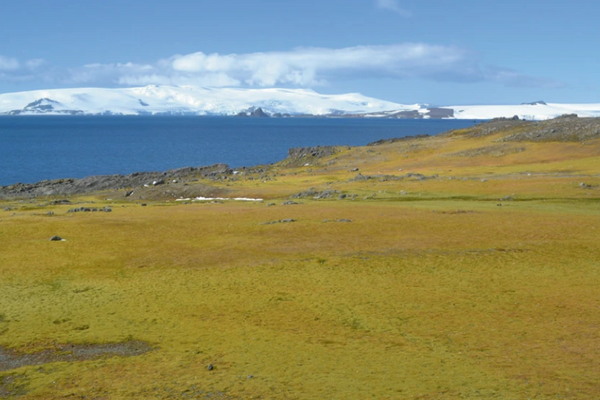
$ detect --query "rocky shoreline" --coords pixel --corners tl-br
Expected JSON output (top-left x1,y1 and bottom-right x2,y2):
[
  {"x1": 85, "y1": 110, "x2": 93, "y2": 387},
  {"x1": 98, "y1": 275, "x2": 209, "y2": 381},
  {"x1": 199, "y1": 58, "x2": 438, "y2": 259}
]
[
  {"x1": 0, "y1": 164, "x2": 231, "y2": 199},
  {"x1": 3, "y1": 115, "x2": 599, "y2": 200},
  {"x1": 0, "y1": 146, "x2": 338, "y2": 200}
]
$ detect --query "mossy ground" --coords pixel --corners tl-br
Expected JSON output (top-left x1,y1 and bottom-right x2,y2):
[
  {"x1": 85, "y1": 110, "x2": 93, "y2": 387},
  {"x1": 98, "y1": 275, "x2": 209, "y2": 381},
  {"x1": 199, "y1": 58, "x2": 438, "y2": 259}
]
[{"x1": 1, "y1": 130, "x2": 600, "y2": 399}]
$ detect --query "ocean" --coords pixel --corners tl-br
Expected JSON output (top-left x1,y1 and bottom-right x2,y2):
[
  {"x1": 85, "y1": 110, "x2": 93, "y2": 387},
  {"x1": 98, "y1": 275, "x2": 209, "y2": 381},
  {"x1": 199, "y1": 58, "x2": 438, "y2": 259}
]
[{"x1": 0, "y1": 116, "x2": 477, "y2": 186}]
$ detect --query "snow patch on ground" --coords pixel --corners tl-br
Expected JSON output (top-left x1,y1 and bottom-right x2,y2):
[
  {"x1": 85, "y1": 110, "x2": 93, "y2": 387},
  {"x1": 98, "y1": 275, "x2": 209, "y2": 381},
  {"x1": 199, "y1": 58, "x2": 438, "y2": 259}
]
[{"x1": 176, "y1": 197, "x2": 264, "y2": 202}]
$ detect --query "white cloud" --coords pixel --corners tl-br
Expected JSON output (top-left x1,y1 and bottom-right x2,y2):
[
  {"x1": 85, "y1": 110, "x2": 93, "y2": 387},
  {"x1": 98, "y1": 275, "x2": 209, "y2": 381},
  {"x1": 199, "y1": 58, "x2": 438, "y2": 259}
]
[
  {"x1": 162, "y1": 44, "x2": 478, "y2": 87},
  {"x1": 25, "y1": 59, "x2": 46, "y2": 70},
  {"x1": 0, "y1": 45, "x2": 563, "y2": 91},
  {"x1": 376, "y1": 0, "x2": 412, "y2": 17},
  {"x1": 484, "y1": 66, "x2": 565, "y2": 89},
  {"x1": 0, "y1": 56, "x2": 52, "y2": 84},
  {"x1": 58, "y1": 44, "x2": 481, "y2": 88},
  {"x1": 0, "y1": 56, "x2": 20, "y2": 71}
]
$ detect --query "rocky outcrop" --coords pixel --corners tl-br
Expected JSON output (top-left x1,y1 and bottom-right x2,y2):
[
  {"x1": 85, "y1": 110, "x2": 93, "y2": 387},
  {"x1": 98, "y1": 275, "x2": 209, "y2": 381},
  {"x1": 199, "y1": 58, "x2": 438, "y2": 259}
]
[
  {"x1": 441, "y1": 118, "x2": 532, "y2": 138},
  {"x1": 7, "y1": 98, "x2": 85, "y2": 115},
  {"x1": 441, "y1": 114, "x2": 600, "y2": 142},
  {"x1": 287, "y1": 146, "x2": 337, "y2": 160},
  {"x1": 251, "y1": 107, "x2": 270, "y2": 118},
  {"x1": 279, "y1": 146, "x2": 339, "y2": 167},
  {"x1": 0, "y1": 164, "x2": 230, "y2": 199},
  {"x1": 235, "y1": 107, "x2": 270, "y2": 118},
  {"x1": 521, "y1": 101, "x2": 547, "y2": 105},
  {"x1": 367, "y1": 134, "x2": 430, "y2": 146},
  {"x1": 498, "y1": 115, "x2": 600, "y2": 142}
]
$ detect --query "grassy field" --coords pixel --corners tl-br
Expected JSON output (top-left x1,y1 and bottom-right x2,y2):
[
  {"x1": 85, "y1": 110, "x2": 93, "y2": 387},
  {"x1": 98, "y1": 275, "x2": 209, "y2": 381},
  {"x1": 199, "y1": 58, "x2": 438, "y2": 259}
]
[{"x1": 1, "y1": 123, "x2": 600, "y2": 399}]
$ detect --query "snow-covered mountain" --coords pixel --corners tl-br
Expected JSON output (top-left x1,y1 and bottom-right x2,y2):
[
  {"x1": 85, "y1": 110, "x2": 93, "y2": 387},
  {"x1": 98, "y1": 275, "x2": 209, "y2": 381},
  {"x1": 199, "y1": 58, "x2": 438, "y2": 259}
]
[
  {"x1": 0, "y1": 85, "x2": 598, "y2": 120},
  {"x1": 366, "y1": 102, "x2": 600, "y2": 120},
  {"x1": 446, "y1": 102, "x2": 600, "y2": 120},
  {"x1": 0, "y1": 86, "x2": 418, "y2": 116}
]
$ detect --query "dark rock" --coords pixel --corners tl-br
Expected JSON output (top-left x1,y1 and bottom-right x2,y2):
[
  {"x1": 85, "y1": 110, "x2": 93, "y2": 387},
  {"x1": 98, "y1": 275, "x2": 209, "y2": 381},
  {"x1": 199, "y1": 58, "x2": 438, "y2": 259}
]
[
  {"x1": 351, "y1": 173, "x2": 408, "y2": 182},
  {"x1": 385, "y1": 110, "x2": 423, "y2": 119},
  {"x1": 49, "y1": 236, "x2": 63, "y2": 241},
  {"x1": 281, "y1": 219, "x2": 296, "y2": 223},
  {"x1": 24, "y1": 98, "x2": 59, "y2": 112},
  {"x1": 207, "y1": 364, "x2": 214, "y2": 371},
  {"x1": 367, "y1": 134, "x2": 430, "y2": 146},
  {"x1": 449, "y1": 115, "x2": 600, "y2": 142},
  {"x1": 250, "y1": 107, "x2": 270, "y2": 118},
  {"x1": 50, "y1": 199, "x2": 71, "y2": 205},
  {"x1": 426, "y1": 107, "x2": 455, "y2": 119},
  {"x1": 521, "y1": 100, "x2": 547, "y2": 106},
  {"x1": 282, "y1": 146, "x2": 338, "y2": 167},
  {"x1": 291, "y1": 189, "x2": 339, "y2": 199},
  {"x1": 0, "y1": 163, "x2": 230, "y2": 199},
  {"x1": 141, "y1": 204, "x2": 147, "y2": 207},
  {"x1": 557, "y1": 113, "x2": 578, "y2": 119}
]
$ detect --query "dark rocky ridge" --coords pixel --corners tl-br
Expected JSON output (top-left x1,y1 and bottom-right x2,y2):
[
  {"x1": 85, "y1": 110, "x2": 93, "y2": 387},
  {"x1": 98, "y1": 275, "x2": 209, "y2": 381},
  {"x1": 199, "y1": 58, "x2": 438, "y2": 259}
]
[
  {"x1": 0, "y1": 164, "x2": 230, "y2": 199},
  {"x1": 0, "y1": 145, "x2": 339, "y2": 199},
  {"x1": 7, "y1": 98, "x2": 85, "y2": 115},
  {"x1": 443, "y1": 115, "x2": 600, "y2": 142},
  {"x1": 235, "y1": 107, "x2": 270, "y2": 117},
  {"x1": 280, "y1": 146, "x2": 339, "y2": 167},
  {"x1": 499, "y1": 114, "x2": 600, "y2": 142},
  {"x1": 367, "y1": 134, "x2": 431, "y2": 146}
]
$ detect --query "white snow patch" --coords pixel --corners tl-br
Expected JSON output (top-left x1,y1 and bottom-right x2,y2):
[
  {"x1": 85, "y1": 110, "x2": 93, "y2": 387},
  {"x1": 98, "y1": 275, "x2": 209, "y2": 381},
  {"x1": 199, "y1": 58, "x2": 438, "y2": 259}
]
[{"x1": 176, "y1": 196, "x2": 264, "y2": 202}]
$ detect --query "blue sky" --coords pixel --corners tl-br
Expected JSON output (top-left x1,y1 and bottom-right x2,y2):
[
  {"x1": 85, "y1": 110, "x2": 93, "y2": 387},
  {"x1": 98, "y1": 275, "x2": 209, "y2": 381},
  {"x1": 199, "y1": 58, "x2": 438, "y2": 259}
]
[{"x1": 0, "y1": 0, "x2": 598, "y2": 105}]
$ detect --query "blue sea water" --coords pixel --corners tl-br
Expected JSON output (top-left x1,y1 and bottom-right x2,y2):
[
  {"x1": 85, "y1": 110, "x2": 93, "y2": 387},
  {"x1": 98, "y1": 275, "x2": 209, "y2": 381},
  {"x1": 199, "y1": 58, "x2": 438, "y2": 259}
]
[{"x1": 0, "y1": 116, "x2": 477, "y2": 186}]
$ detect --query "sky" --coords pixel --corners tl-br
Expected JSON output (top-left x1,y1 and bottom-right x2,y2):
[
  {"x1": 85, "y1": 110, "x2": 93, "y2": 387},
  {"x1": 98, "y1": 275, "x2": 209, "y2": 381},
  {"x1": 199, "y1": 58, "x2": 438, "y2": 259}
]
[{"x1": 0, "y1": 0, "x2": 598, "y2": 105}]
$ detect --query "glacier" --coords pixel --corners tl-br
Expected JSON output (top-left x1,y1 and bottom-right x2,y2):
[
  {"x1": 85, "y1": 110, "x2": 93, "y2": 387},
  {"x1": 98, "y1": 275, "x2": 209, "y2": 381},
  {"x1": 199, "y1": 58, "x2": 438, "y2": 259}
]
[
  {"x1": 0, "y1": 85, "x2": 599, "y2": 120},
  {"x1": 0, "y1": 86, "x2": 418, "y2": 117}
]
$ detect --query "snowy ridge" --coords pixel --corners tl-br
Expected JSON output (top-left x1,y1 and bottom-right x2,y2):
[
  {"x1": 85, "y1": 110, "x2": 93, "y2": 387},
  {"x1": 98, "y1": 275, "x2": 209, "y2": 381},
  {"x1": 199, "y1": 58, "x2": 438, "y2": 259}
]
[
  {"x1": 0, "y1": 85, "x2": 416, "y2": 116},
  {"x1": 364, "y1": 103, "x2": 600, "y2": 120},
  {"x1": 447, "y1": 103, "x2": 600, "y2": 120},
  {"x1": 0, "y1": 86, "x2": 599, "y2": 119}
]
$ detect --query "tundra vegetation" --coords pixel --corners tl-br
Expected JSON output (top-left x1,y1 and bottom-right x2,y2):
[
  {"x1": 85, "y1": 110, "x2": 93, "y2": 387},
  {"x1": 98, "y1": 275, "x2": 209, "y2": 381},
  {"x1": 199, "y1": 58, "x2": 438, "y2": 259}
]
[{"x1": 1, "y1": 116, "x2": 599, "y2": 399}]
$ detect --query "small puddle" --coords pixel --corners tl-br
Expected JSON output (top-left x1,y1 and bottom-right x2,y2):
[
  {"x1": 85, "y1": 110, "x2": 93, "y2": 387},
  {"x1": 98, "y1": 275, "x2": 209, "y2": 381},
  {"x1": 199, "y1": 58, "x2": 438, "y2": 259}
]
[{"x1": 0, "y1": 340, "x2": 154, "y2": 372}]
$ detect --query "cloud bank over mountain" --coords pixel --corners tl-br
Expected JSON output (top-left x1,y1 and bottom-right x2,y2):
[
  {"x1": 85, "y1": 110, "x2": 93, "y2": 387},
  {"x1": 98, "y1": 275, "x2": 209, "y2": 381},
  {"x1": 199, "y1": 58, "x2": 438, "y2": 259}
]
[{"x1": 0, "y1": 43, "x2": 562, "y2": 92}]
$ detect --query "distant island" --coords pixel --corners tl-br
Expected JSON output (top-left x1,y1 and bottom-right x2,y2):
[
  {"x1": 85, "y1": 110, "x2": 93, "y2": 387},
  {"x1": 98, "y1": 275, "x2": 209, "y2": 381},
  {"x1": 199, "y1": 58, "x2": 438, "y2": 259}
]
[{"x1": 1, "y1": 85, "x2": 599, "y2": 120}]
